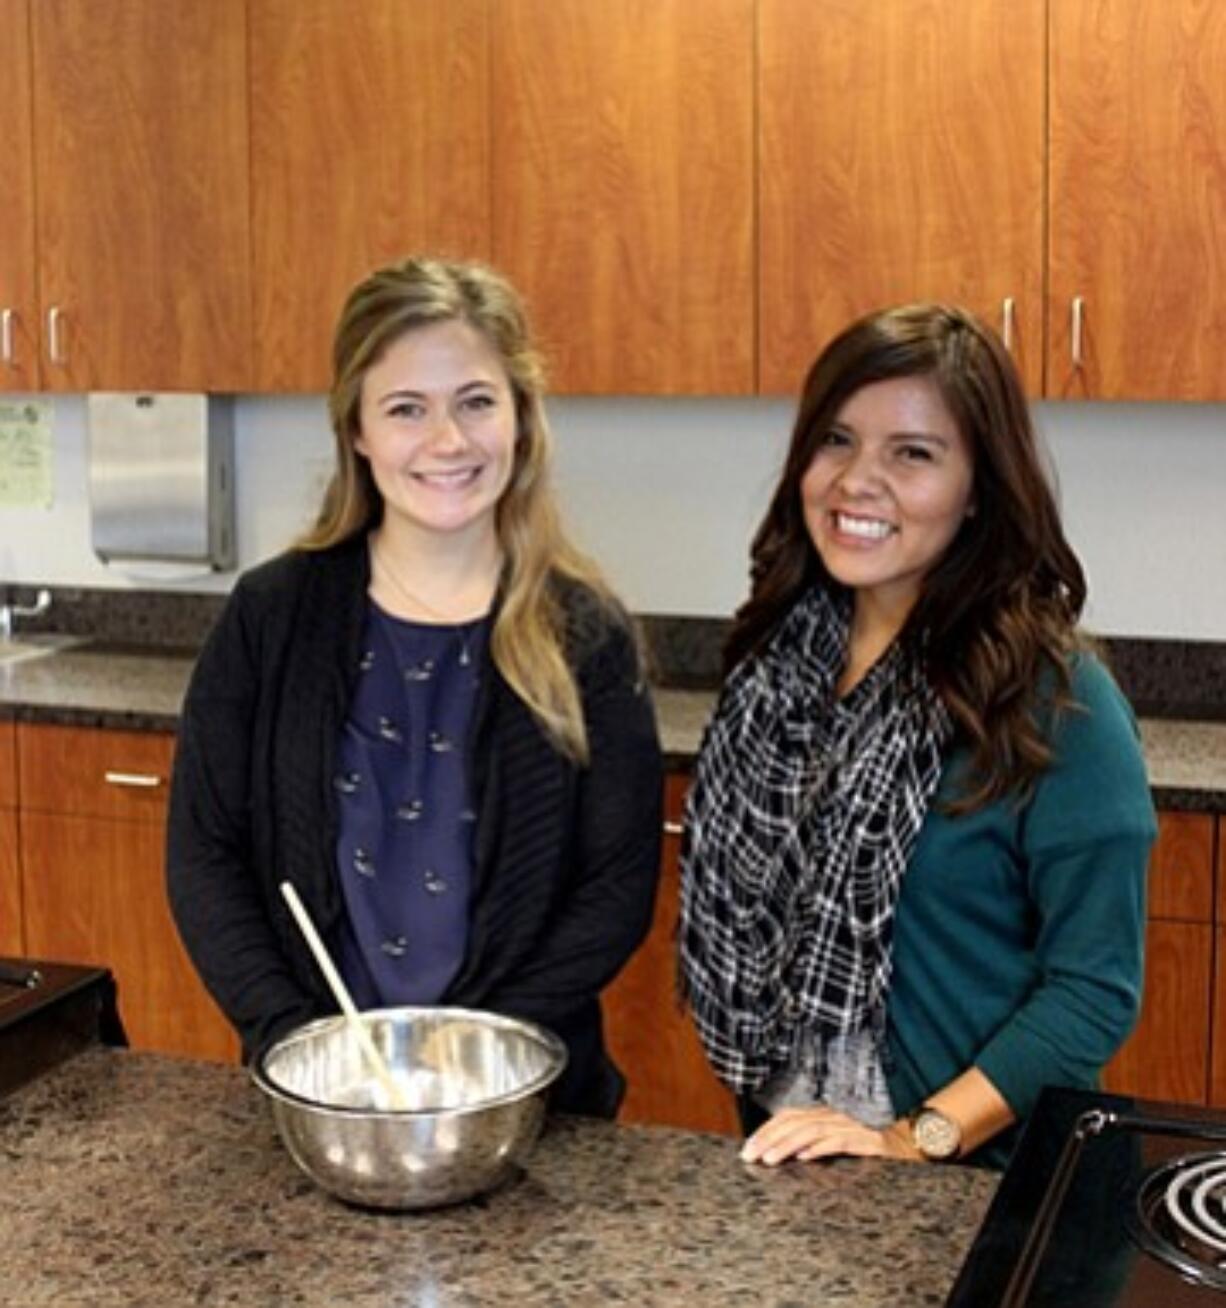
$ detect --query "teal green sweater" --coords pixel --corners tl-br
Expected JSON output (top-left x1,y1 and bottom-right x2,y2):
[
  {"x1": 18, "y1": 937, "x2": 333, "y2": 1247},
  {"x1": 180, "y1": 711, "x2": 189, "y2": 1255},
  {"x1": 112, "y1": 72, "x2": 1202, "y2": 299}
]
[{"x1": 884, "y1": 655, "x2": 1156, "y2": 1168}]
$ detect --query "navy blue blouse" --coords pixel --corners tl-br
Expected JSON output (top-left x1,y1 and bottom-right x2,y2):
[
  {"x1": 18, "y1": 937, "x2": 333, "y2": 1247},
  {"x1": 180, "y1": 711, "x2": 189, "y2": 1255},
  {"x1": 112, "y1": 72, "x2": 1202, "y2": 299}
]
[{"x1": 331, "y1": 599, "x2": 490, "y2": 1009}]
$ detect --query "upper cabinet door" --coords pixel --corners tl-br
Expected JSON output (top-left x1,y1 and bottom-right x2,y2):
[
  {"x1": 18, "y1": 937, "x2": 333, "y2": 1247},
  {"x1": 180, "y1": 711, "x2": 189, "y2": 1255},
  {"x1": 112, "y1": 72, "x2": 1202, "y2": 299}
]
[
  {"x1": 250, "y1": 0, "x2": 489, "y2": 392},
  {"x1": 759, "y1": 0, "x2": 1045, "y2": 396},
  {"x1": 491, "y1": 0, "x2": 755, "y2": 395},
  {"x1": 0, "y1": 0, "x2": 40, "y2": 392},
  {"x1": 1049, "y1": 1, "x2": 1226, "y2": 400},
  {"x1": 31, "y1": 0, "x2": 251, "y2": 392}
]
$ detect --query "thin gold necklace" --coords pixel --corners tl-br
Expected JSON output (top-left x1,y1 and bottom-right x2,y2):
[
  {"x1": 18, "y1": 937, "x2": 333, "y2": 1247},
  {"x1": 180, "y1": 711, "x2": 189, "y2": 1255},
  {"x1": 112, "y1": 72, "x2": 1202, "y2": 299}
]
[{"x1": 370, "y1": 544, "x2": 491, "y2": 667}]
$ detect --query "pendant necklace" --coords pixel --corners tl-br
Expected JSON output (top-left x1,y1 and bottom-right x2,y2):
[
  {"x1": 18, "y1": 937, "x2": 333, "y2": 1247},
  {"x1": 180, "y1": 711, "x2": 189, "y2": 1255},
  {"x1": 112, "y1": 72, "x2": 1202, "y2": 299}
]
[{"x1": 371, "y1": 544, "x2": 489, "y2": 668}]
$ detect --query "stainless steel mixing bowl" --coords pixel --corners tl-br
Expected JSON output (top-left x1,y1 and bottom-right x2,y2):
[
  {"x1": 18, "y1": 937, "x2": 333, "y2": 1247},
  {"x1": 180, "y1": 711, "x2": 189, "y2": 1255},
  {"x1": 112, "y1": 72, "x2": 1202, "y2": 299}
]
[{"x1": 253, "y1": 1006, "x2": 567, "y2": 1210}]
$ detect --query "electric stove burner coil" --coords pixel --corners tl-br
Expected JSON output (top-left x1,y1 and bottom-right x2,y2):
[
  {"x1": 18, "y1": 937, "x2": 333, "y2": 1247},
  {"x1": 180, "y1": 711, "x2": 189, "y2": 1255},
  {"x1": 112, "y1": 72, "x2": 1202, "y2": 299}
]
[{"x1": 1130, "y1": 1151, "x2": 1226, "y2": 1291}]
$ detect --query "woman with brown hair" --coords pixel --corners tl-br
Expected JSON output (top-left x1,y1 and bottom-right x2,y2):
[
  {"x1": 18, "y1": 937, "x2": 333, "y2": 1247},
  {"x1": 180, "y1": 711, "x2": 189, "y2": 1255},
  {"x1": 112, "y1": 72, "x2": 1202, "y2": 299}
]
[
  {"x1": 167, "y1": 256, "x2": 662, "y2": 1117},
  {"x1": 680, "y1": 304, "x2": 1155, "y2": 1167}
]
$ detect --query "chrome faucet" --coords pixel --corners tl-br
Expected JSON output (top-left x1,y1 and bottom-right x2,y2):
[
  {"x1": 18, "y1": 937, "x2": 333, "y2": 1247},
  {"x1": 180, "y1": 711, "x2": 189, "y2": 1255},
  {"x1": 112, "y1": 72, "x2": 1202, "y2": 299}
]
[{"x1": 0, "y1": 588, "x2": 52, "y2": 642}]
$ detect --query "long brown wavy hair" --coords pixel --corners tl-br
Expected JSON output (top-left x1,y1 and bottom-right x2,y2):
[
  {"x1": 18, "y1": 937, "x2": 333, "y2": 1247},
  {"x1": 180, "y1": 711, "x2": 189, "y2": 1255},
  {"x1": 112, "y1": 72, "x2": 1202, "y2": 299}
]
[
  {"x1": 299, "y1": 255, "x2": 618, "y2": 763},
  {"x1": 726, "y1": 304, "x2": 1087, "y2": 812}
]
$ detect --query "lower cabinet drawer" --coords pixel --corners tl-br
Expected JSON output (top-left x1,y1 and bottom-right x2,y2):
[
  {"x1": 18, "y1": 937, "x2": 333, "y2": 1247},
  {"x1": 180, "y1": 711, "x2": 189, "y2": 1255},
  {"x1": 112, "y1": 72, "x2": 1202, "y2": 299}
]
[{"x1": 18, "y1": 722, "x2": 175, "y2": 820}]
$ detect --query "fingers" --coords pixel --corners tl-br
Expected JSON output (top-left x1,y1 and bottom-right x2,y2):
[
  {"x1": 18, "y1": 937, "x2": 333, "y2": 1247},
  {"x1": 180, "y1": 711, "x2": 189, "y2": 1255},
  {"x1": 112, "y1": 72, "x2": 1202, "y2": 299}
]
[{"x1": 740, "y1": 1105, "x2": 888, "y2": 1166}]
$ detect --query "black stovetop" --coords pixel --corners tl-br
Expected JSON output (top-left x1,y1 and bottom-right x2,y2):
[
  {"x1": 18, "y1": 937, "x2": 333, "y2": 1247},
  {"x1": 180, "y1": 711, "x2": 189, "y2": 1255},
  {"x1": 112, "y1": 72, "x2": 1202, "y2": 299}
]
[
  {"x1": 0, "y1": 956, "x2": 123, "y2": 1097},
  {"x1": 948, "y1": 1086, "x2": 1226, "y2": 1306}
]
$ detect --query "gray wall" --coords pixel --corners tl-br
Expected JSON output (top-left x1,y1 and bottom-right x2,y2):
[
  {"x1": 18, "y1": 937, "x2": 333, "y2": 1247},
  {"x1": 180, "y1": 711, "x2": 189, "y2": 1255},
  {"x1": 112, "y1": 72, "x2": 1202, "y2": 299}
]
[{"x1": 1, "y1": 394, "x2": 1223, "y2": 640}]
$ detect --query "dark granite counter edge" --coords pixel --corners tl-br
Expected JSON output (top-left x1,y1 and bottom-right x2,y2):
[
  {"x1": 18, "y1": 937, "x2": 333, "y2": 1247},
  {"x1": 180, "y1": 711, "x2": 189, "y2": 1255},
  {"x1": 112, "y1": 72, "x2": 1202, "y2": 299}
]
[
  {"x1": 1149, "y1": 785, "x2": 1226, "y2": 816},
  {"x1": 0, "y1": 704, "x2": 179, "y2": 733}
]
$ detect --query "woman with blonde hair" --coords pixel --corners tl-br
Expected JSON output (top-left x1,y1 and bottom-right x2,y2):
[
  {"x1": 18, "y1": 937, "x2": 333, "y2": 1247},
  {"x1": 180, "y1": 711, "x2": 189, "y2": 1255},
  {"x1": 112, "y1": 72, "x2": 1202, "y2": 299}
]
[{"x1": 168, "y1": 256, "x2": 662, "y2": 1116}]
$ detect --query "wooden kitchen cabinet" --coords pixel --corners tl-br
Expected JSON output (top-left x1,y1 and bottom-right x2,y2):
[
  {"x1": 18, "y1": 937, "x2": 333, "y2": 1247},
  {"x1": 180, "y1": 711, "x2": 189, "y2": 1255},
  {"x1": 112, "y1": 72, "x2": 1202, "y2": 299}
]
[
  {"x1": 0, "y1": 720, "x2": 20, "y2": 955},
  {"x1": 758, "y1": 0, "x2": 1045, "y2": 396},
  {"x1": 1048, "y1": 1, "x2": 1226, "y2": 400},
  {"x1": 28, "y1": 0, "x2": 251, "y2": 392},
  {"x1": 1210, "y1": 823, "x2": 1226, "y2": 1108},
  {"x1": 0, "y1": 0, "x2": 39, "y2": 393},
  {"x1": 16, "y1": 723, "x2": 239, "y2": 1063},
  {"x1": 249, "y1": 0, "x2": 489, "y2": 391},
  {"x1": 491, "y1": 0, "x2": 755, "y2": 395},
  {"x1": 1102, "y1": 812, "x2": 1215, "y2": 1104},
  {"x1": 603, "y1": 773, "x2": 739, "y2": 1135}
]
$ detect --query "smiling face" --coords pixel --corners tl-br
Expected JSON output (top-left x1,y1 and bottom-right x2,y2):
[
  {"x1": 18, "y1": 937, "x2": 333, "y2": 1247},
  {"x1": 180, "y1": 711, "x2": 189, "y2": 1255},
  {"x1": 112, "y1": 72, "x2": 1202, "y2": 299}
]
[
  {"x1": 354, "y1": 319, "x2": 518, "y2": 551},
  {"x1": 800, "y1": 375, "x2": 976, "y2": 621}
]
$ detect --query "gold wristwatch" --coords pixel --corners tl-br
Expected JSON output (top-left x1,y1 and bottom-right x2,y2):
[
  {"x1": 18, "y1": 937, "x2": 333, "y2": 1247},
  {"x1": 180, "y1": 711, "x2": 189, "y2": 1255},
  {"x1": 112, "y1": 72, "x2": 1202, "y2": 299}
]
[{"x1": 910, "y1": 1105, "x2": 962, "y2": 1161}]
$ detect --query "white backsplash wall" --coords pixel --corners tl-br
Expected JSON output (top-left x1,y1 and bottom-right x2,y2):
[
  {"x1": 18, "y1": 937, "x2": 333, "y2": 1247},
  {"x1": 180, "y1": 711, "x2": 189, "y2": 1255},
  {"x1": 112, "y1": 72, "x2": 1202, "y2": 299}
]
[{"x1": 0, "y1": 393, "x2": 1223, "y2": 640}]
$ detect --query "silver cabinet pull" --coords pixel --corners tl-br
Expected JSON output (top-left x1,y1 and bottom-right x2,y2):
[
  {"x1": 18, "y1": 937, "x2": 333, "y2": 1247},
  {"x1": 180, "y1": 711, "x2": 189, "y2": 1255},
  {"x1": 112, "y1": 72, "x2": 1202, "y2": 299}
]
[
  {"x1": 103, "y1": 770, "x2": 163, "y2": 789},
  {"x1": 0, "y1": 309, "x2": 13, "y2": 365},
  {"x1": 1070, "y1": 296, "x2": 1085, "y2": 368},
  {"x1": 1001, "y1": 297, "x2": 1015, "y2": 353},
  {"x1": 47, "y1": 305, "x2": 65, "y2": 365},
  {"x1": 663, "y1": 820, "x2": 684, "y2": 837}
]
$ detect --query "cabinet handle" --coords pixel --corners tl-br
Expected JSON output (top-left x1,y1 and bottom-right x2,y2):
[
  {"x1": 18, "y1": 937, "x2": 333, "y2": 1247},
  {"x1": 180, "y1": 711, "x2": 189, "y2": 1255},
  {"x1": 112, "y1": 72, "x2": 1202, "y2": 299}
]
[
  {"x1": 47, "y1": 305, "x2": 66, "y2": 365},
  {"x1": 0, "y1": 309, "x2": 13, "y2": 365},
  {"x1": 1070, "y1": 296, "x2": 1085, "y2": 369},
  {"x1": 663, "y1": 820, "x2": 684, "y2": 837},
  {"x1": 103, "y1": 770, "x2": 163, "y2": 789},
  {"x1": 1001, "y1": 297, "x2": 1015, "y2": 353}
]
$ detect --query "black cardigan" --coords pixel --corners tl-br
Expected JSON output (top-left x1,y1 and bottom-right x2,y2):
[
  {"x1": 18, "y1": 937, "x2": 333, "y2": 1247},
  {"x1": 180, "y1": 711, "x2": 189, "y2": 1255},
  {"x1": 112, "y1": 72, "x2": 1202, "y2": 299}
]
[{"x1": 166, "y1": 536, "x2": 663, "y2": 1115}]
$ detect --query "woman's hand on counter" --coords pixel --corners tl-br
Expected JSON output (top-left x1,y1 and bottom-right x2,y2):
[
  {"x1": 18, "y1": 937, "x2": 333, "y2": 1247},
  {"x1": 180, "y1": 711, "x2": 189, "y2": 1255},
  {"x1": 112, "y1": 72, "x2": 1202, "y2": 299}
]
[{"x1": 739, "y1": 1104, "x2": 924, "y2": 1166}]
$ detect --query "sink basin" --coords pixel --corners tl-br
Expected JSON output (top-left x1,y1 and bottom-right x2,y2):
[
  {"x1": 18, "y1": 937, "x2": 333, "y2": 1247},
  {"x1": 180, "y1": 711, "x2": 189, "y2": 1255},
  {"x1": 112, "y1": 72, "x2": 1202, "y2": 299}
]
[{"x1": 0, "y1": 633, "x2": 86, "y2": 666}]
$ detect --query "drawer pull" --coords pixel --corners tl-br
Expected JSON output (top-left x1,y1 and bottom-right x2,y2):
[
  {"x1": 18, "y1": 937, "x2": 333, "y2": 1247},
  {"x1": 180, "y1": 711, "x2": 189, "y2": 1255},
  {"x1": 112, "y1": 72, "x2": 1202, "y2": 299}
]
[
  {"x1": 663, "y1": 820, "x2": 684, "y2": 837},
  {"x1": 1070, "y1": 296, "x2": 1085, "y2": 368},
  {"x1": 103, "y1": 770, "x2": 163, "y2": 789},
  {"x1": 47, "y1": 305, "x2": 66, "y2": 366},
  {"x1": 1001, "y1": 296, "x2": 1015, "y2": 353}
]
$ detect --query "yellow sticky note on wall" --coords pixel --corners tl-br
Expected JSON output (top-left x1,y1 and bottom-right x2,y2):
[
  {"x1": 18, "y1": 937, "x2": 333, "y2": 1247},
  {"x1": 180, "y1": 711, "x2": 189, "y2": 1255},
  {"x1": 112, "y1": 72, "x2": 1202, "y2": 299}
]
[{"x1": 0, "y1": 401, "x2": 53, "y2": 509}]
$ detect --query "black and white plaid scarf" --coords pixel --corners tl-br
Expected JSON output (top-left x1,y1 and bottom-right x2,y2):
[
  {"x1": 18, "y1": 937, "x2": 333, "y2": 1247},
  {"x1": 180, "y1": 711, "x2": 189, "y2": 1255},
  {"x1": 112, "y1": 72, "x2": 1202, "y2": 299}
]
[{"x1": 678, "y1": 585, "x2": 952, "y2": 1095}]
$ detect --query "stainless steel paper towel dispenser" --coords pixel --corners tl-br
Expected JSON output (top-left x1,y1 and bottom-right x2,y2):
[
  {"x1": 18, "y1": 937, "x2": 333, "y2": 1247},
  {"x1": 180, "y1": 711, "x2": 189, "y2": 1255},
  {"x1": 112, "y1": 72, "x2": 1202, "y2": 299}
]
[{"x1": 88, "y1": 393, "x2": 236, "y2": 571}]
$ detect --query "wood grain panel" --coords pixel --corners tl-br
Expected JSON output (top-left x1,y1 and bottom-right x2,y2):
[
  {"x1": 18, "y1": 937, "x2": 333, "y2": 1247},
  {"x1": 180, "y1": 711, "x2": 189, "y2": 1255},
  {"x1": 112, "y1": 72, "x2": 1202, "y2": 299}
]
[
  {"x1": 18, "y1": 723, "x2": 174, "y2": 821},
  {"x1": 1220, "y1": 816, "x2": 1226, "y2": 926},
  {"x1": 31, "y1": 0, "x2": 251, "y2": 391},
  {"x1": 20, "y1": 810, "x2": 239, "y2": 1062},
  {"x1": 0, "y1": 0, "x2": 40, "y2": 391},
  {"x1": 0, "y1": 718, "x2": 15, "y2": 807},
  {"x1": 492, "y1": 0, "x2": 754, "y2": 395},
  {"x1": 604, "y1": 774, "x2": 739, "y2": 1135},
  {"x1": 1049, "y1": 1, "x2": 1226, "y2": 399},
  {"x1": 0, "y1": 720, "x2": 17, "y2": 954},
  {"x1": 1148, "y1": 810, "x2": 1214, "y2": 923},
  {"x1": 759, "y1": 0, "x2": 1045, "y2": 395},
  {"x1": 1102, "y1": 919, "x2": 1211, "y2": 1105},
  {"x1": 1211, "y1": 924, "x2": 1226, "y2": 1108},
  {"x1": 0, "y1": 808, "x2": 21, "y2": 956},
  {"x1": 250, "y1": 0, "x2": 489, "y2": 391}
]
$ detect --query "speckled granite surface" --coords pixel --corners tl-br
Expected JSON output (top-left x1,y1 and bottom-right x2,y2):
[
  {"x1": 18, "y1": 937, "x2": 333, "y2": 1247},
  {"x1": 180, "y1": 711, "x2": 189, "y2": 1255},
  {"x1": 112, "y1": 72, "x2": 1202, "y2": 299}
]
[
  {"x1": 3, "y1": 652, "x2": 1226, "y2": 809},
  {"x1": 0, "y1": 1047, "x2": 998, "y2": 1307},
  {"x1": 658, "y1": 688, "x2": 1226, "y2": 812},
  {"x1": 0, "y1": 644, "x2": 192, "y2": 730}
]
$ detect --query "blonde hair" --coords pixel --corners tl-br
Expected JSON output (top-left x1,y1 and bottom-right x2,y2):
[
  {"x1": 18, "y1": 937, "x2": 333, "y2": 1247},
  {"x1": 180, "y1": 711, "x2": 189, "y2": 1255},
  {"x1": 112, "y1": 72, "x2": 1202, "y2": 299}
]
[{"x1": 299, "y1": 255, "x2": 618, "y2": 763}]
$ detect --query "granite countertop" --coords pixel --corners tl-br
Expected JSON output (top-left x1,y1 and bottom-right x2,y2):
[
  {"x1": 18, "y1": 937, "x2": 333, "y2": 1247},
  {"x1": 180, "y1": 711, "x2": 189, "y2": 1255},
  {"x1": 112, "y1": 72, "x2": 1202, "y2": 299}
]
[
  {"x1": 0, "y1": 1047, "x2": 997, "y2": 1307},
  {"x1": 657, "y1": 688, "x2": 1226, "y2": 812},
  {"x1": 3, "y1": 647, "x2": 1226, "y2": 810}
]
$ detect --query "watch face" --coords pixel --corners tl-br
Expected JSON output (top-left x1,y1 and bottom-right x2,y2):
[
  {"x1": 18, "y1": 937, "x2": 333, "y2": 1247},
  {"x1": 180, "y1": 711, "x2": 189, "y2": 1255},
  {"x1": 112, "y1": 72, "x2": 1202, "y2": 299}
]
[{"x1": 914, "y1": 1108, "x2": 961, "y2": 1160}]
